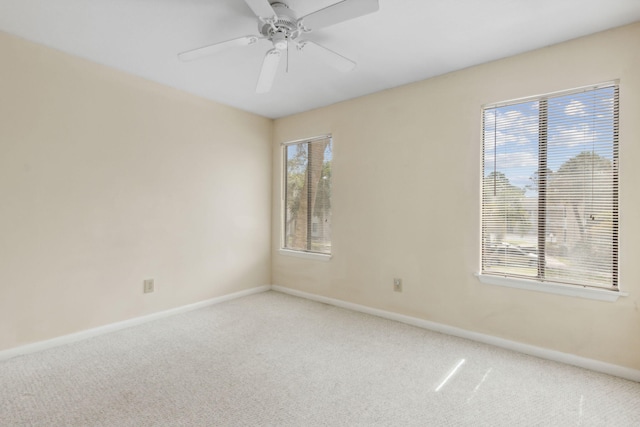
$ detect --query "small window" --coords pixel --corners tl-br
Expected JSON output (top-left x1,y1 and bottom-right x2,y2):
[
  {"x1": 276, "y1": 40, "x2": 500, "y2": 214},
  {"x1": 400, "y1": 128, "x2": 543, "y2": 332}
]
[
  {"x1": 481, "y1": 83, "x2": 619, "y2": 290},
  {"x1": 283, "y1": 135, "x2": 332, "y2": 255}
]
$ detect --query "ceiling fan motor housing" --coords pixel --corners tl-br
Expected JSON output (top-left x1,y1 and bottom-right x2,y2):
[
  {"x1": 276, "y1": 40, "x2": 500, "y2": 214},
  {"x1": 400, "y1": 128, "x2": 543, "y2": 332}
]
[{"x1": 259, "y1": 2, "x2": 298, "y2": 49}]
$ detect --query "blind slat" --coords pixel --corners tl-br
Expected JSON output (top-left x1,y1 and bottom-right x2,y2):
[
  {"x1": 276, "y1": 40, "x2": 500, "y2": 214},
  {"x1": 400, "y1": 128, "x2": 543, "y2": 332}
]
[
  {"x1": 283, "y1": 136, "x2": 333, "y2": 255},
  {"x1": 482, "y1": 84, "x2": 619, "y2": 289}
]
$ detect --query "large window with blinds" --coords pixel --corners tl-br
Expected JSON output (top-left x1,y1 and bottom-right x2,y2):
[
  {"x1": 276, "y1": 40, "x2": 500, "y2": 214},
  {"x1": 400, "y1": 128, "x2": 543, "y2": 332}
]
[
  {"x1": 283, "y1": 135, "x2": 332, "y2": 255},
  {"x1": 481, "y1": 83, "x2": 619, "y2": 290}
]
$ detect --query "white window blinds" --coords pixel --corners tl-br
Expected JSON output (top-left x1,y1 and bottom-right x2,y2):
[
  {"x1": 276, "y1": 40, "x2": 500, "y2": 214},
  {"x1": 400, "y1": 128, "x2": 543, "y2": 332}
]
[
  {"x1": 283, "y1": 136, "x2": 332, "y2": 254},
  {"x1": 482, "y1": 83, "x2": 619, "y2": 290}
]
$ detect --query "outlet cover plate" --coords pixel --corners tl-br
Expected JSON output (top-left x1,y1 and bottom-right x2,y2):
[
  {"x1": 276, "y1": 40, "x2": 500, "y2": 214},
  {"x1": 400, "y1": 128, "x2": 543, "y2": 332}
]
[{"x1": 143, "y1": 279, "x2": 155, "y2": 293}]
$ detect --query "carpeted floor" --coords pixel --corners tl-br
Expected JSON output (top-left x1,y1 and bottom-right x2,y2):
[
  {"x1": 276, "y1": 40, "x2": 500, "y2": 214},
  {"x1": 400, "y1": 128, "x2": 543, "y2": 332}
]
[{"x1": 1, "y1": 290, "x2": 639, "y2": 426}]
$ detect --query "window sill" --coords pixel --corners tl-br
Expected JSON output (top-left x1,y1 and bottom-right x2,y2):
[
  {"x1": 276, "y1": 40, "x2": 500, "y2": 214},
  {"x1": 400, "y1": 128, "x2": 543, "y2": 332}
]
[
  {"x1": 278, "y1": 249, "x2": 332, "y2": 262},
  {"x1": 475, "y1": 273, "x2": 627, "y2": 302}
]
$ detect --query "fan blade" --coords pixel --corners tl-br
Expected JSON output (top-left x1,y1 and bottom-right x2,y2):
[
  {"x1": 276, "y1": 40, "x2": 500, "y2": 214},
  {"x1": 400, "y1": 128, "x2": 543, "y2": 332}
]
[
  {"x1": 178, "y1": 36, "x2": 259, "y2": 62},
  {"x1": 256, "y1": 49, "x2": 282, "y2": 93},
  {"x1": 300, "y1": 0, "x2": 379, "y2": 31},
  {"x1": 244, "y1": 0, "x2": 277, "y2": 19},
  {"x1": 298, "y1": 41, "x2": 356, "y2": 72}
]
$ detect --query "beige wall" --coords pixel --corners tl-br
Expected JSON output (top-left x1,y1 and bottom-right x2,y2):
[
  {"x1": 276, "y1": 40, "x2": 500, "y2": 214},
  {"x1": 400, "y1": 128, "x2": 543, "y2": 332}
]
[
  {"x1": 272, "y1": 23, "x2": 640, "y2": 370},
  {"x1": 2, "y1": 22, "x2": 638, "y2": 370},
  {"x1": 0, "y1": 32, "x2": 272, "y2": 351}
]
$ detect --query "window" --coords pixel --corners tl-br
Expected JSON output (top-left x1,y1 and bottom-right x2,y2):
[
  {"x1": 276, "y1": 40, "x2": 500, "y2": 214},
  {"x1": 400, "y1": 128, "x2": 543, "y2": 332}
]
[
  {"x1": 481, "y1": 83, "x2": 619, "y2": 291},
  {"x1": 283, "y1": 135, "x2": 332, "y2": 255}
]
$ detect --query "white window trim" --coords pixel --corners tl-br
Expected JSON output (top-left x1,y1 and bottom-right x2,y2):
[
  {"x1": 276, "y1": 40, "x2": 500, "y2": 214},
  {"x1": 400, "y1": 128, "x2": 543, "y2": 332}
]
[
  {"x1": 280, "y1": 134, "x2": 333, "y2": 258},
  {"x1": 480, "y1": 81, "x2": 620, "y2": 297},
  {"x1": 475, "y1": 273, "x2": 627, "y2": 302},
  {"x1": 484, "y1": 80, "x2": 619, "y2": 109},
  {"x1": 278, "y1": 249, "x2": 332, "y2": 261}
]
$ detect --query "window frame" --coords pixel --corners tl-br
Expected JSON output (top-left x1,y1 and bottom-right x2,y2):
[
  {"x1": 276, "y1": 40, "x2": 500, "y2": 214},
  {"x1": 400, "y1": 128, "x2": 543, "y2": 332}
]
[
  {"x1": 280, "y1": 134, "x2": 333, "y2": 259},
  {"x1": 477, "y1": 82, "x2": 625, "y2": 301}
]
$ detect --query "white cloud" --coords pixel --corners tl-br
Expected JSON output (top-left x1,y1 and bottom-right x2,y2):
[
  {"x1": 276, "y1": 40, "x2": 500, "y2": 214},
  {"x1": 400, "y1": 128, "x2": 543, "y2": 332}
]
[
  {"x1": 565, "y1": 100, "x2": 586, "y2": 116},
  {"x1": 549, "y1": 123, "x2": 593, "y2": 148},
  {"x1": 485, "y1": 151, "x2": 538, "y2": 171},
  {"x1": 485, "y1": 108, "x2": 538, "y2": 150}
]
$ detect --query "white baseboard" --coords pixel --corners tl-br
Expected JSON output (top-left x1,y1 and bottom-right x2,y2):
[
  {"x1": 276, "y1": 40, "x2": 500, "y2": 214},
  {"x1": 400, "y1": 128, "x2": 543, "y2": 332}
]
[
  {"x1": 5, "y1": 283, "x2": 639, "y2": 383},
  {"x1": 272, "y1": 285, "x2": 640, "y2": 383},
  {"x1": 0, "y1": 285, "x2": 271, "y2": 362}
]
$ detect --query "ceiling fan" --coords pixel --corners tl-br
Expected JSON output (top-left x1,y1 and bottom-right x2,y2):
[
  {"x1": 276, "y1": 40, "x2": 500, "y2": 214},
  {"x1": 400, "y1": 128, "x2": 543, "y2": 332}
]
[{"x1": 178, "y1": 0, "x2": 380, "y2": 93}]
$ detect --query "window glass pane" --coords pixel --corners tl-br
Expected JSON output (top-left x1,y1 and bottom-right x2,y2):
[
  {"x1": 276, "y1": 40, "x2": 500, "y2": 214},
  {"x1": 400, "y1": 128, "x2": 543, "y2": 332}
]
[
  {"x1": 545, "y1": 87, "x2": 617, "y2": 287},
  {"x1": 482, "y1": 101, "x2": 539, "y2": 278},
  {"x1": 284, "y1": 137, "x2": 332, "y2": 254},
  {"x1": 285, "y1": 143, "x2": 308, "y2": 251},
  {"x1": 310, "y1": 142, "x2": 332, "y2": 253},
  {"x1": 481, "y1": 84, "x2": 618, "y2": 290}
]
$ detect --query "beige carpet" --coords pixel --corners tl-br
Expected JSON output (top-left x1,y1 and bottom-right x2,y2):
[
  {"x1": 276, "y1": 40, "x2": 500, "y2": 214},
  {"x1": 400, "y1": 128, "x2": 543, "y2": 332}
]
[{"x1": 1, "y1": 290, "x2": 639, "y2": 426}]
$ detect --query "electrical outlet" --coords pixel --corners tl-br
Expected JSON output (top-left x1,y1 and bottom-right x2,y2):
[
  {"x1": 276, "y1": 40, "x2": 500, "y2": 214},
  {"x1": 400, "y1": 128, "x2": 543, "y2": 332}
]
[
  {"x1": 393, "y1": 278, "x2": 402, "y2": 292},
  {"x1": 143, "y1": 279, "x2": 155, "y2": 294}
]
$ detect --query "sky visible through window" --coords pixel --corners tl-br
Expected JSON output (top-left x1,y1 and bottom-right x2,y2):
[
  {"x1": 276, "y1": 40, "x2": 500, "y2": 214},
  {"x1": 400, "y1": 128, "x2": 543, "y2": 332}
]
[
  {"x1": 482, "y1": 85, "x2": 617, "y2": 288},
  {"x1": 483, "y1": 87, "x2": 615, "y2": 196}
]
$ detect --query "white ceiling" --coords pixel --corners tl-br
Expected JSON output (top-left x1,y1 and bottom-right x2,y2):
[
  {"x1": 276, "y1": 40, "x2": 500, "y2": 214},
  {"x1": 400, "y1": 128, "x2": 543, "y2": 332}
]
[{"x1": 1, "y1": 0, "x2": 639, "y2": 119}]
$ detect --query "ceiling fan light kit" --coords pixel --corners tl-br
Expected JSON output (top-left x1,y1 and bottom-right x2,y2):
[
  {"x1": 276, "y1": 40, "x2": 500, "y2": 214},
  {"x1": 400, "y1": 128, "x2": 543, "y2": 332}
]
[{"x1": 178, "y1": 0, "x2": 379, "y2": 93}]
